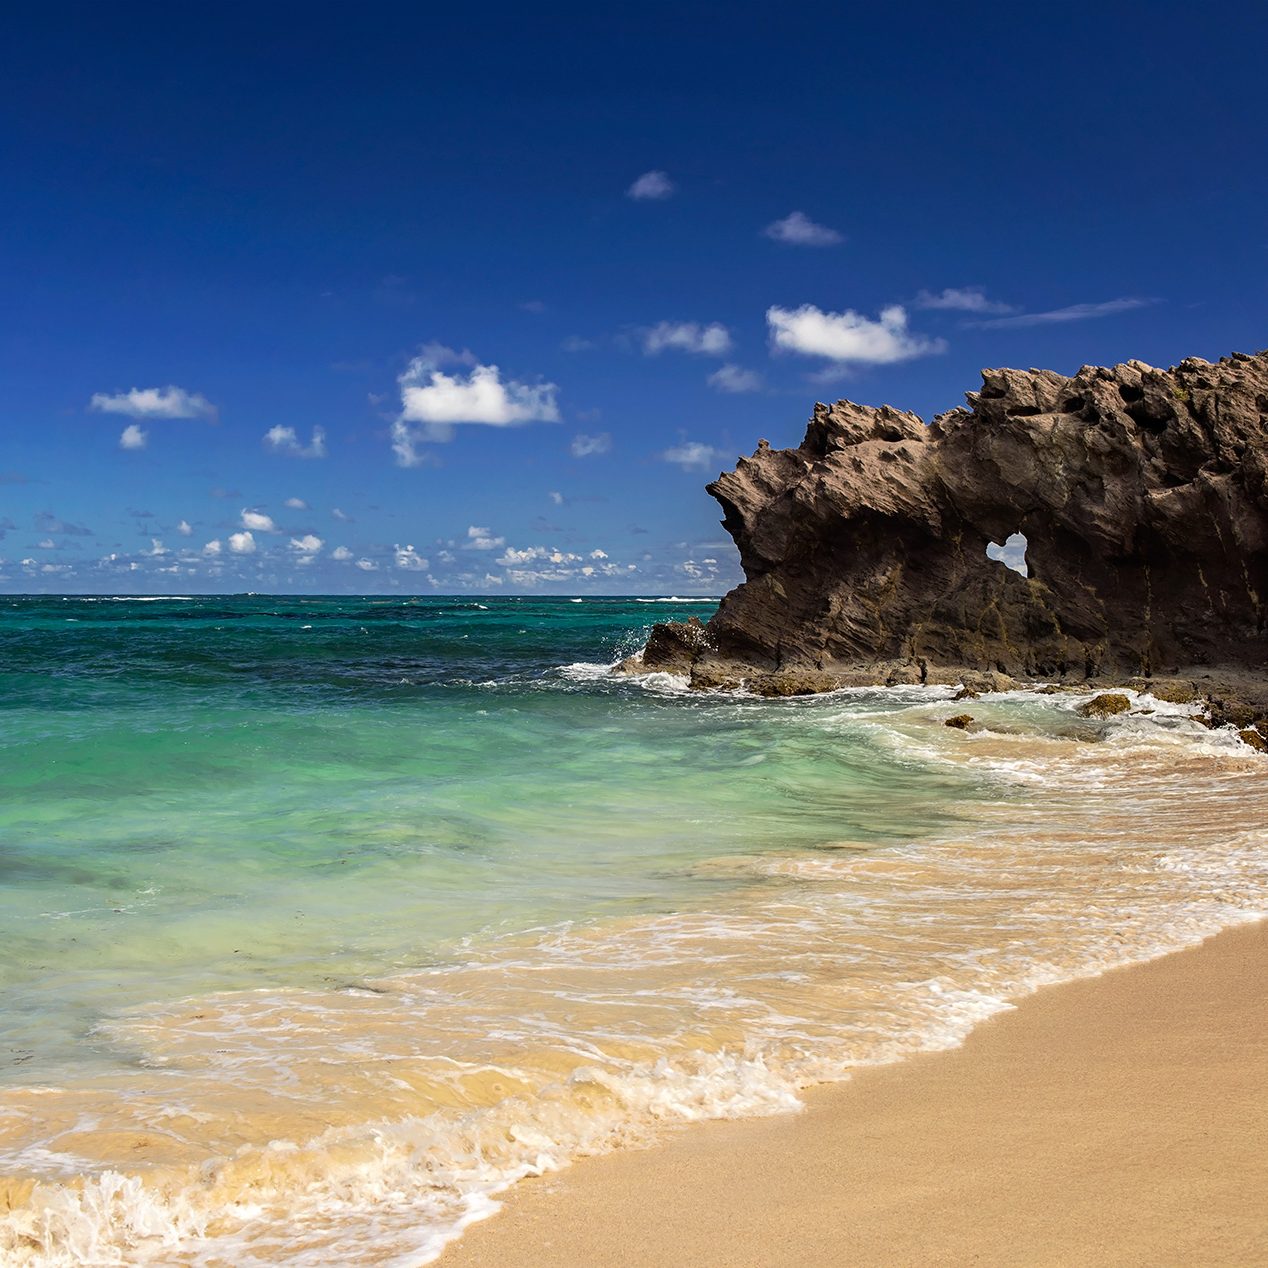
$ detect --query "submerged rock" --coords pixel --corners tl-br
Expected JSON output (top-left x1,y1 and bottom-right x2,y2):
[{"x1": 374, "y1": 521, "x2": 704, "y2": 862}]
[
  {"x1": 1076, "y1": 693, "x2": 1132, "y2": 718},
  {"x1": 1240, "y1": 727, "x2": 1268, "y2": 752},
  {"x1": 633, "y1": 348, "x2": 1268, "y2": 699},
  {"x1": 944, "y1": 714, "x2": 975, "y2": 729}
]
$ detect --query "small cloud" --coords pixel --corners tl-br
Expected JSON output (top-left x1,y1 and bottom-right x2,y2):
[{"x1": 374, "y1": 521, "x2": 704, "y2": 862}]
[
  {"x1": 642, "y1": 321, "x2": 732, "y2": 357},
  {"x1": 570, "y1": 432, "x2": 612, "y2": 458},
  {"x1": 707, "y1": 364, "x2": 763, "y2": 393},
  {"x1": 177, "y1": 520, "x2": 193, "y2": 536},
  {"x1": 355, "y1": 557, "x2": 378, "y2": 571},
  {"x1": 203, "y1": 539, "x2": 222, "y2": 556},
  {"x1": 119, "y1": 423, "x2": 148, "y2": 450},
  {"x1": 228, "y1": 531, "x2": 255, "y2": 554},
  {"x1": 767, "y1": 304, "x2": 945, "y2": 366},
  {"x1": 90, "y1": 385, "x2": 216, "y2": 420},
  {"x1": 264, "y1": 425, "x2": 327, "y2": 459},
  {"x1": 37, "y1": 538, "x2": 57, "y2": 550},
  {"x1": 332, "y1": 507, "x2": 352, "y2": 522},
  {"x1": 466, "y1": 526, "x2": 505, "y2": 550},
  {"x1": 35, "y1": 512, "x2": 92, "y2": 537},
  {"x1": 661, "y1": 442, "x2": 728, "y2": 471},
  {"x1": 392, "y1": 345, "x2": 559, "y2": 467},
  {"x1": 549, "y1": 491, "x2": 564, "y2": 506},
  {"x1": 394, "y1": 543, "x2": 429, "y2": 571},
  {"x1": 290, "y1": 534, "x2": 324, "y2": 554},
  {"x1": 561, "y1": 336, "x2": 596, "y2": 353},
  {"x1": 627, "y1": 170, "x2": 674, "y2": 201},
  {"x1": 914, "y1": 287, "x2": 1013, "y2": 314},
  {"x1": 763, "y1": 211, "x2": 842, "y2": 247},
  {"x1": 589, "y1": 549, "x2": 608, "y2": 559},
  {"x1": 969, "y1": 297, "x2": 1157, "y2": 330},
  {"x1": 284, "y1": 497, "x2": 308, "y2": 510},
  {"x1": 519, "y1": 300, "x2": 547, "y2": 314},
  {"x1": 144, "y1": 538, "x2": 167, "y2": 557},
  {"x1": 241, "y1": 509, "x2": 276, "y2": 533},
  {"x1": 331, "y1": 545, "x2": 353, "y2": 561}
]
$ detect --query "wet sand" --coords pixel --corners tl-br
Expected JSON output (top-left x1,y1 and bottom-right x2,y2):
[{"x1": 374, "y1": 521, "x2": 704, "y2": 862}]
[{"x1": 443, "y1": 919, "x2": 1268, "y2": 1267}]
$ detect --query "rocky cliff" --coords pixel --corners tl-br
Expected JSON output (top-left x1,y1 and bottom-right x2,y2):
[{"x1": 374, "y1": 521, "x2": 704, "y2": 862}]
[{"x1": 628, "y1": 350, "x2": 1268, "y2": 696}]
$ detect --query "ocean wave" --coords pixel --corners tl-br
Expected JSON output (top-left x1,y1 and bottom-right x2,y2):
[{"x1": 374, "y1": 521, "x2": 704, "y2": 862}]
[{"x1": 3, "y1": 697, "x2": 1266, "y2": 1265}]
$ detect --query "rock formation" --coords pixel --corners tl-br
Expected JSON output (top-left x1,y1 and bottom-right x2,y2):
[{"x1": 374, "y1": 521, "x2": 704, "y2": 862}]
[{"x1": 626, "y1": 350, "x2": 1268, "y2": 699}]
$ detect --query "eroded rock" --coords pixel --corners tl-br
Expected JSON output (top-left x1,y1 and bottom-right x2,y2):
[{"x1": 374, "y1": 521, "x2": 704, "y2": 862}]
[
  {"x1": 636, "y1": 349, "x2": 1268, "y2": 695},
  {"x1": 1076, "y1": 693, "x2": 1132, "y2": 718}
]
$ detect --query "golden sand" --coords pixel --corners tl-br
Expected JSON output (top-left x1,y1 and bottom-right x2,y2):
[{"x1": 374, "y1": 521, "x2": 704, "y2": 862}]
[{"x1": 443, "y1": 920, "x2": 1268, "y2": 1267}]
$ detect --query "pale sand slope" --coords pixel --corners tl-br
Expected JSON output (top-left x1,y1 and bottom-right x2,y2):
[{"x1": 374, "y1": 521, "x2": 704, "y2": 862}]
[{"x1": 444, "y1": 921, "x2": 1268, "y2": 1267}]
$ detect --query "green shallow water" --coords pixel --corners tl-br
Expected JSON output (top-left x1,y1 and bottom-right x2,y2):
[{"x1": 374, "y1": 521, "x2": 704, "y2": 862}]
[{"x1": 0, "y1": 595, "x2": 978, "y2": 1079}]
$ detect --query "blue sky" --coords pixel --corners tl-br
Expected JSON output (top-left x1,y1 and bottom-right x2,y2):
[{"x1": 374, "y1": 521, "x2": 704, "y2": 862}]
[{"x1": 2, "y1": 1, "x2": 1264, "y2": 594}]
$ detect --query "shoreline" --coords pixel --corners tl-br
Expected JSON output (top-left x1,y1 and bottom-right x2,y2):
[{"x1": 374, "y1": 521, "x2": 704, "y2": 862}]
[{"x1": 441, "y1": 918, "x2": 1268, "y2": 1267}]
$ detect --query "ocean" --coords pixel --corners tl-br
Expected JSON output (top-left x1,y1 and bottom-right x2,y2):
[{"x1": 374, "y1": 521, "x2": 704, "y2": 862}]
[{"x1": 1, "y1": 595, "x2": 1265, "y2": 1265}]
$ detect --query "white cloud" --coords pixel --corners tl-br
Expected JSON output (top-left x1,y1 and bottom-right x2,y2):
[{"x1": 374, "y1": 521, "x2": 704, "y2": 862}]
[
  {"x1": 914, "y1": 287, "x2": 1013, "y2": 314},
  {"x1": 264, "y1": 425, "x2": 327, "y2": 458},
  {"x1": 90, "y1": 385, "x2": 216, "y2": 420},
  {"x1": 466, "y1": 526, "x2": 505, "y2": 550},
  {"x1": 37, "y1": 539, "x2": 56, "y2": 550},
  {"x1": 228, "y1": 531, "x2": 255, "y2": 554},
  {"x1": 241, "y1": 509, "x2": 276, "y2": 533},
  {"x1": 661, "y1": 442, "x2": 728, "y2": 471},
  {"x1": 767, "y1": 304, "x2": 945, "y2": 366},
  {"x1": 144, "y1": 538, "x2": 167, "y2": 557},
  {"x1": 394, "y1": 543, "x2": 429, "y2": 571},
  {"x1": 355, "y1": 557, "x2": 378, "y2": 571},
  {"x1": 589, "y1": 549, "x2": 608, "y2": 559},
  {"x1": 570, "y1": 432, "x2": 612, "y2": 458},
  {"x1": 969, "y1": 297, "x2": 1155, "y2": 330},
  {"x1": 642, "y1": 321, "x2": 732, "y2": 356},
  {"x1": 203, "y1": 539, "x2": 222, "y2": 557},
  {"x1": 987, "y1": 532, "x2": 1029, "y2": 576},
  {"x1": 284, "y1": 497, "x2": 309, "y2": 510},
  {"x1": 627, "y1": 170, "x2": 674, "y2": 200},
  {"x1": 290, "y1": 534, "x2": 323, "y2": 554},
  {"x1": 393, "y1": 346, "x2": 559, "y2": 466},
  {"x1": 549, "y1": 491, "x2": 564, "y2": 506},
  {"x1": 763, "y1": 211, "x2": 842, "y2": 247},
  {"x1": 707, "y1": 364, "x2": 763, "y2": 393},
  {"x1": 495, "y1": 545, "x2": 582, "y2": 567},
  {"x1": 177, "y1": 520, "x2": 192, "y2": 536},
  {"x1": 331, "y1": 545, "x2": 353, "y2": 561},
  {"x1": 332, "y1": 507, "x2": 352, "y2": 522},
  {"x1": 119, "y1": 423, "x2": 148, "y2": 450}
]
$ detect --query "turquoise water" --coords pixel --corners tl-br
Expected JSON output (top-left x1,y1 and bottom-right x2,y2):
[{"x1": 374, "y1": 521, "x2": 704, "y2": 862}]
[
  {"x1": 0, "y1": 595, "x2": 973, "y2": 1080},
  {"x1": 3, "y1": 596, "x2": 1265, "y2": 1265}
]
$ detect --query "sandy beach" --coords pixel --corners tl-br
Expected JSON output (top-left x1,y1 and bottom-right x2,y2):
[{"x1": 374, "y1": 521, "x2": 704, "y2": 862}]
[{"x1": 444, "y1": 920, "x2": 1268, "y2": 1267}]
